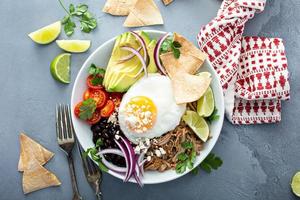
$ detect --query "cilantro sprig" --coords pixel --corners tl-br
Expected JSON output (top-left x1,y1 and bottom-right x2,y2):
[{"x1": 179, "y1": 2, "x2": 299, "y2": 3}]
[
  {"x1": 59, "y1": 0, "x2": 97, "y2": 36},
  {"x1": 83, "y1": 138, "x2": 108, "y2": 172},
  {"x1": 160, "y1": 38, "x2": 182, "y2": 59},
  {"x1": 88, "y1": 64, "x2": 106, "y2": 86},
  {"x1": 191, "y1": 153, "x2": 223, "y2": 174},
  {"x1": 175, "y1": 141, "x2": 197, "y2": 174},
  {"x1": 79, "y1": 98, "x2": 96, "y2": 120},
  {"x1": 206, "y1": 107, "x2": 220, "y2": 123}
]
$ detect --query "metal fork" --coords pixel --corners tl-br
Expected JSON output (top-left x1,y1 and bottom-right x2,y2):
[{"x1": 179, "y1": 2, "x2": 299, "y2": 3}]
[
  {"x1": 56, "y1": 104, "x2": 83, "y2": 200},
  {"x1": 78, "y1": 143, "x2": 103, "y2": 200}
]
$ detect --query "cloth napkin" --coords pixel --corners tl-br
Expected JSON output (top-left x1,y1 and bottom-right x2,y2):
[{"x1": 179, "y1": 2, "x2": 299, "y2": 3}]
[{"x1": 197, "y1": 0, "x2": 290, "y2": 124}]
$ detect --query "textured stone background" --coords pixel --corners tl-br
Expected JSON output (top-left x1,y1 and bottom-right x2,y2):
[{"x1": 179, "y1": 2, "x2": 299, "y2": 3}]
[{"x1": 0, "y1": 0, "x2": 299, "y2": 199}]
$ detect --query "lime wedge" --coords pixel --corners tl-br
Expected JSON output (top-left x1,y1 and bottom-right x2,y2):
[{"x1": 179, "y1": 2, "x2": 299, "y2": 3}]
[
  {"x1": 28, "y1": 21, "x2": 61, "y2": 44},
  {"x1": 50, "y1": 53, "x2": 71, "y2": 84},
  {"x1": 196, "y1": 71, "x2": 211, "y2": 79},
  {"x1": 197, "y1": 87, "x2": 214, "y2": 117},
  {"x1": 56, "y1": 40, "x2": 91, "y2": 53},
  {"x1": 291, "y1": 172, "x2": 300, "y2": 197},
  {"x1": 182, "y1": 110, "x2": 209, "y2": 142}
]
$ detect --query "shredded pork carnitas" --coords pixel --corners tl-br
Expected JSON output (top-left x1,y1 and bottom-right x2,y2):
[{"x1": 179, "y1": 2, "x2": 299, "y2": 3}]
[{"x1": 144, "y1": 124, "x2": 203, "y2": 172}]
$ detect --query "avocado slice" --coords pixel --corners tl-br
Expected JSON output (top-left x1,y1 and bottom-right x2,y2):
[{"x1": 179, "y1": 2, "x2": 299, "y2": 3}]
[
  {"x1": 147, "y1": 39, "x2": 158, "y2": 73},
  {"x1": 103, "y1": 31, "x2": 157, "y2": 92}
]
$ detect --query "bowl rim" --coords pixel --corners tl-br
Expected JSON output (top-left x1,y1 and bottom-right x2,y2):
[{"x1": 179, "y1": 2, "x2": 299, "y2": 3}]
[{"x1": 71, "y1": 30, "x2": 225, "y2": 184}]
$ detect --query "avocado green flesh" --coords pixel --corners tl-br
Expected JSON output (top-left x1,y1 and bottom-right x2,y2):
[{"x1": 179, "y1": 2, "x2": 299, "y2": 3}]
[{"x1": 103, "y1": 31, "x2": 157, "y2": 92}]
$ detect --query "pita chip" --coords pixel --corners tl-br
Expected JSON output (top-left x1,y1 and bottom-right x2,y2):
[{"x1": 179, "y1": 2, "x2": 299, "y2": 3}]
[
  {"x1": 22, "y1": 158, "x2": 61, "y2": 194},
  {"x1": 124, "y1": 0, "x2": 164, "y2": 27},
  {"x1": 160, "y1": 52, "x2": 204, "y2": 76},
  {"x1": 162, "y1": 0, "x2": 173, "y2": 6},
  {"x1": 103, "y1": 0, "x2": 138, "y2": 16},
  {"x1": 171, "y1": 73, "x2": 211, "y2": 104},
  {"x1": 173, "y1": 33, "x2": 207, "y2": 65},
  {"x1": 18, "y1": 133, "x2": 54, "y2": 171}
]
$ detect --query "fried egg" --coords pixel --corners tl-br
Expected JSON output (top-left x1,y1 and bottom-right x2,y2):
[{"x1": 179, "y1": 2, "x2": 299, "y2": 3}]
[{"x1": 118, "y1": 74, "x2": 186, "y2": 143}]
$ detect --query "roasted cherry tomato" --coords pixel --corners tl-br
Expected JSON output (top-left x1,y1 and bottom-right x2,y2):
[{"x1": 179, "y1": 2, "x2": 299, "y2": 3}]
[
  {"x1": 109, "y1": 92, "x2": 123, "y2": 107},
  {"x1": 87, "y1": 75, "x2": 104, "y2": 90},
  {"x1": 83, "y1": 89, "x2": 90, "y2": 100},
  {"x1": 83, "y1": 89, "x2": 108, "y2": 108},
  {"x1": 100, "y1": 100, "x2": 115, "y2": 117},
  {"x1": 74, "y1": 102, "x2": 83, "y2": 118},
  {"x1": 86, "y1": 109, "x2": 102, "y2": 125}
]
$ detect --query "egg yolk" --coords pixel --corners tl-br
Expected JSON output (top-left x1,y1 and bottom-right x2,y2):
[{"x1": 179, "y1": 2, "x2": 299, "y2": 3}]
[{"x1": 124, "y1": 96, "x2": 157, "y2": 133}]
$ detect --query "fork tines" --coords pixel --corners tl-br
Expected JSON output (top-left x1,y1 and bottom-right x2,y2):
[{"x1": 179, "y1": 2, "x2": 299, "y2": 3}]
[{"x1": 56, "y1": 104, "x2": 74, "y2": 143}]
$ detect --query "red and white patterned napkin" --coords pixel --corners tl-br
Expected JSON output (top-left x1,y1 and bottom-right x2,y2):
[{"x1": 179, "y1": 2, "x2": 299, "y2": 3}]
[{"x1": 197, "y1": 0, "x2": 290, "y2": 124}]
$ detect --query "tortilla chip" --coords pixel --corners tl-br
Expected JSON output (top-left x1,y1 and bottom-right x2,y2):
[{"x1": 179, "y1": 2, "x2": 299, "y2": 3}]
[
  {"x1": 22, "y1": 159, "x2": 61, "y2": 194},
  {"x1": 171, "y1": 73, "x2": 211, "y2": 104},
  {"x1": 162, "y1": 0, "x2": 173, "y2": 6},
  {"x1": 18, "y1": 133, "x2": 54, "y2": 171},
  {"x1": 160, "y1": 52, "x2": 204, "y2": 76},
  {"x1": 124, "y1": 0, "x2": 164, "y2": 27},
  {"x1": 173, "y1": 33, "x2": 207, "y2": 64},
  {"x1": 103, "y1": 0, "x2": 138, "y2": 16}
]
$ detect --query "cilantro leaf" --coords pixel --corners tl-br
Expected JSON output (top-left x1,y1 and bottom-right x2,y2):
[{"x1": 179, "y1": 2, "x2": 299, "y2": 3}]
[
  {"x1": 172, "y1": 41, "x2": 182, "y2": 48},
  {"x1": 88, "y1": 64, "x2": 106, "y2": 76},
  {"x1": 199, "y1": 153, "x2": 223, "y2": 173},
  {"x1": 79, "y1": 98, "x2": 96, "y2": 120},
  {"x1": 181, "y1": 140, "x2": 193, "y2": 149},
  {"x1": 176, "y1": 140, "x2": 197, "y2": 174},
  {"x1": 159, "y1": 37, "x2": 181, "y2": 59},
  {"x1": 91, "y1": 76, "x2": 103, "y2": 86},
  {"x1": 83, "y1": 139, "x2": 108, "y2": 172},
  {"x1": 59, "y1": 0, "x2": 97, "y2": 36},
  {"x1": 206, "y1": 107, "x2": 220, "y2": 123}
]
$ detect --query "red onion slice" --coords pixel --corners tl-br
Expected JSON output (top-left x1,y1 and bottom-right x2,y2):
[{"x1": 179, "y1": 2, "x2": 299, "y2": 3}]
[
  {"x1": 130, "y1": 31, "x2": 148, "y2": 62},
  {"x1": 154, "y1": 33, "x2": 171, "y2": 75},
  {"x1": 121, "y1": 46, "x2": 148, "y2": 78},
  {"x1": 117, "y1": 46, "x2": 142, "y2": 64},
  {"x1": 114, "y1": 139, "x2": 131, "y2": 182},
  {"x1": 120, "y1": 137, "x2": 136, "y2": 182}
]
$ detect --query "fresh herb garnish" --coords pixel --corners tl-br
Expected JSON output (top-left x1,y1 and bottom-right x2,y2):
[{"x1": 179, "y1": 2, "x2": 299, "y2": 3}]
[
  {"x1": 176, "y1": 140, "x2": 197, "y2": 174},
  {"x1": 191, "y1": 153, "x2": 223, "y2": 175},
  {"x1": 160, "y1": 38, "x2": 181, "y2": 59},
  {"x1": 89, "y1": 64, "x2": 106, "y2": 76},
  {"x1": 206, "y1": 107, "x2": 220, "y2": 123},
  {"x1": 83, "y1": 138, "x2": 108, "y2": 172},
  {"x1": 79, "y1": 98, "x2": 96, "y2": 120},
  {"x1": 58, "y1": 0, "x2": 97, "y2": 36},
  {"x1": 88, "y1": 64, "x2": 106, "y2": 86},
  {"x1": 200, "y1": 153, "x2": 223, "y2": 173}
]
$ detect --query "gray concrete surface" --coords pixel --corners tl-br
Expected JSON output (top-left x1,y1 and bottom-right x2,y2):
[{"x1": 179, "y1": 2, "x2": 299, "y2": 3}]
[{"x1": 0, "y1": 0, "x2": 299, "y2": 199}]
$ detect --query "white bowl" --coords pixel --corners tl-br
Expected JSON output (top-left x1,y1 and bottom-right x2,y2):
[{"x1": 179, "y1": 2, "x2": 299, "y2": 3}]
[{"x1": 71, "y1": 30, "x2": 224, "y2": 184}]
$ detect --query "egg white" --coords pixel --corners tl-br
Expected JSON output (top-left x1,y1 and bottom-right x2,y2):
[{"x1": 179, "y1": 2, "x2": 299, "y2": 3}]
[{"x1": 118, "y1": 74, "x2": 186, "y2": 143}]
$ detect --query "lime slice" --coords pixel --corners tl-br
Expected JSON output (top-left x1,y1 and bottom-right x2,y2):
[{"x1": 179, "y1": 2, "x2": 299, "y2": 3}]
[
  {"x1": 182, "y1": 110, "x2": 209, "y2": 142},
  {"x1": 197, "y1": 87, "x2": 214, "y2": 117},
  {"x1": 50, "y1": 53, "x2": 71, "y2": 84},
  {"x1": 291, "y1": 172, "x2": 300, "y2": 197},
  {"x1": 196, "y1": 71, "x2": 211, "y2": 79},
  {"x1": 56, "y1": 40, "x2": 91, "y2": 53},
  {"x1": 28, "y1": 21, "x2": 61, "y2": 44}
]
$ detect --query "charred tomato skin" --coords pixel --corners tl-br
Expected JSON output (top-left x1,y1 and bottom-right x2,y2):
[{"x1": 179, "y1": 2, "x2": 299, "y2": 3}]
[{"x1": 100, "y1": 100, "x2": 115, "y2": 118}]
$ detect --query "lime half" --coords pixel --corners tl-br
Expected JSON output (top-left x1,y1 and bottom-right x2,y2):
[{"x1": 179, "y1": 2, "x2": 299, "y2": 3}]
[
  {"x1": 182, "y1": 110, "x2": 209, "y2": 142},
  {"x1": 28, "y1": 21, "x2": 61, "y2": 44},
  {"x1": 56, "y1": 40, "x2": 91, "y2": 53},
  {"x1": 197, "y1": 87, "x2": 214, "y2": 117},
  {"x1": 291, "y1": 171, "x2": 300, "y2": 197},
  {"x1": 50, "y1": 53, "x2": 71, "y2": 84}
]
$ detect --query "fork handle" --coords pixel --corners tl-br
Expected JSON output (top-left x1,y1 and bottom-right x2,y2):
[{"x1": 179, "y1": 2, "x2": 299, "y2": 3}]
[{"x1": 67, "y1": 154, "x2": 83, "y2": 200}]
